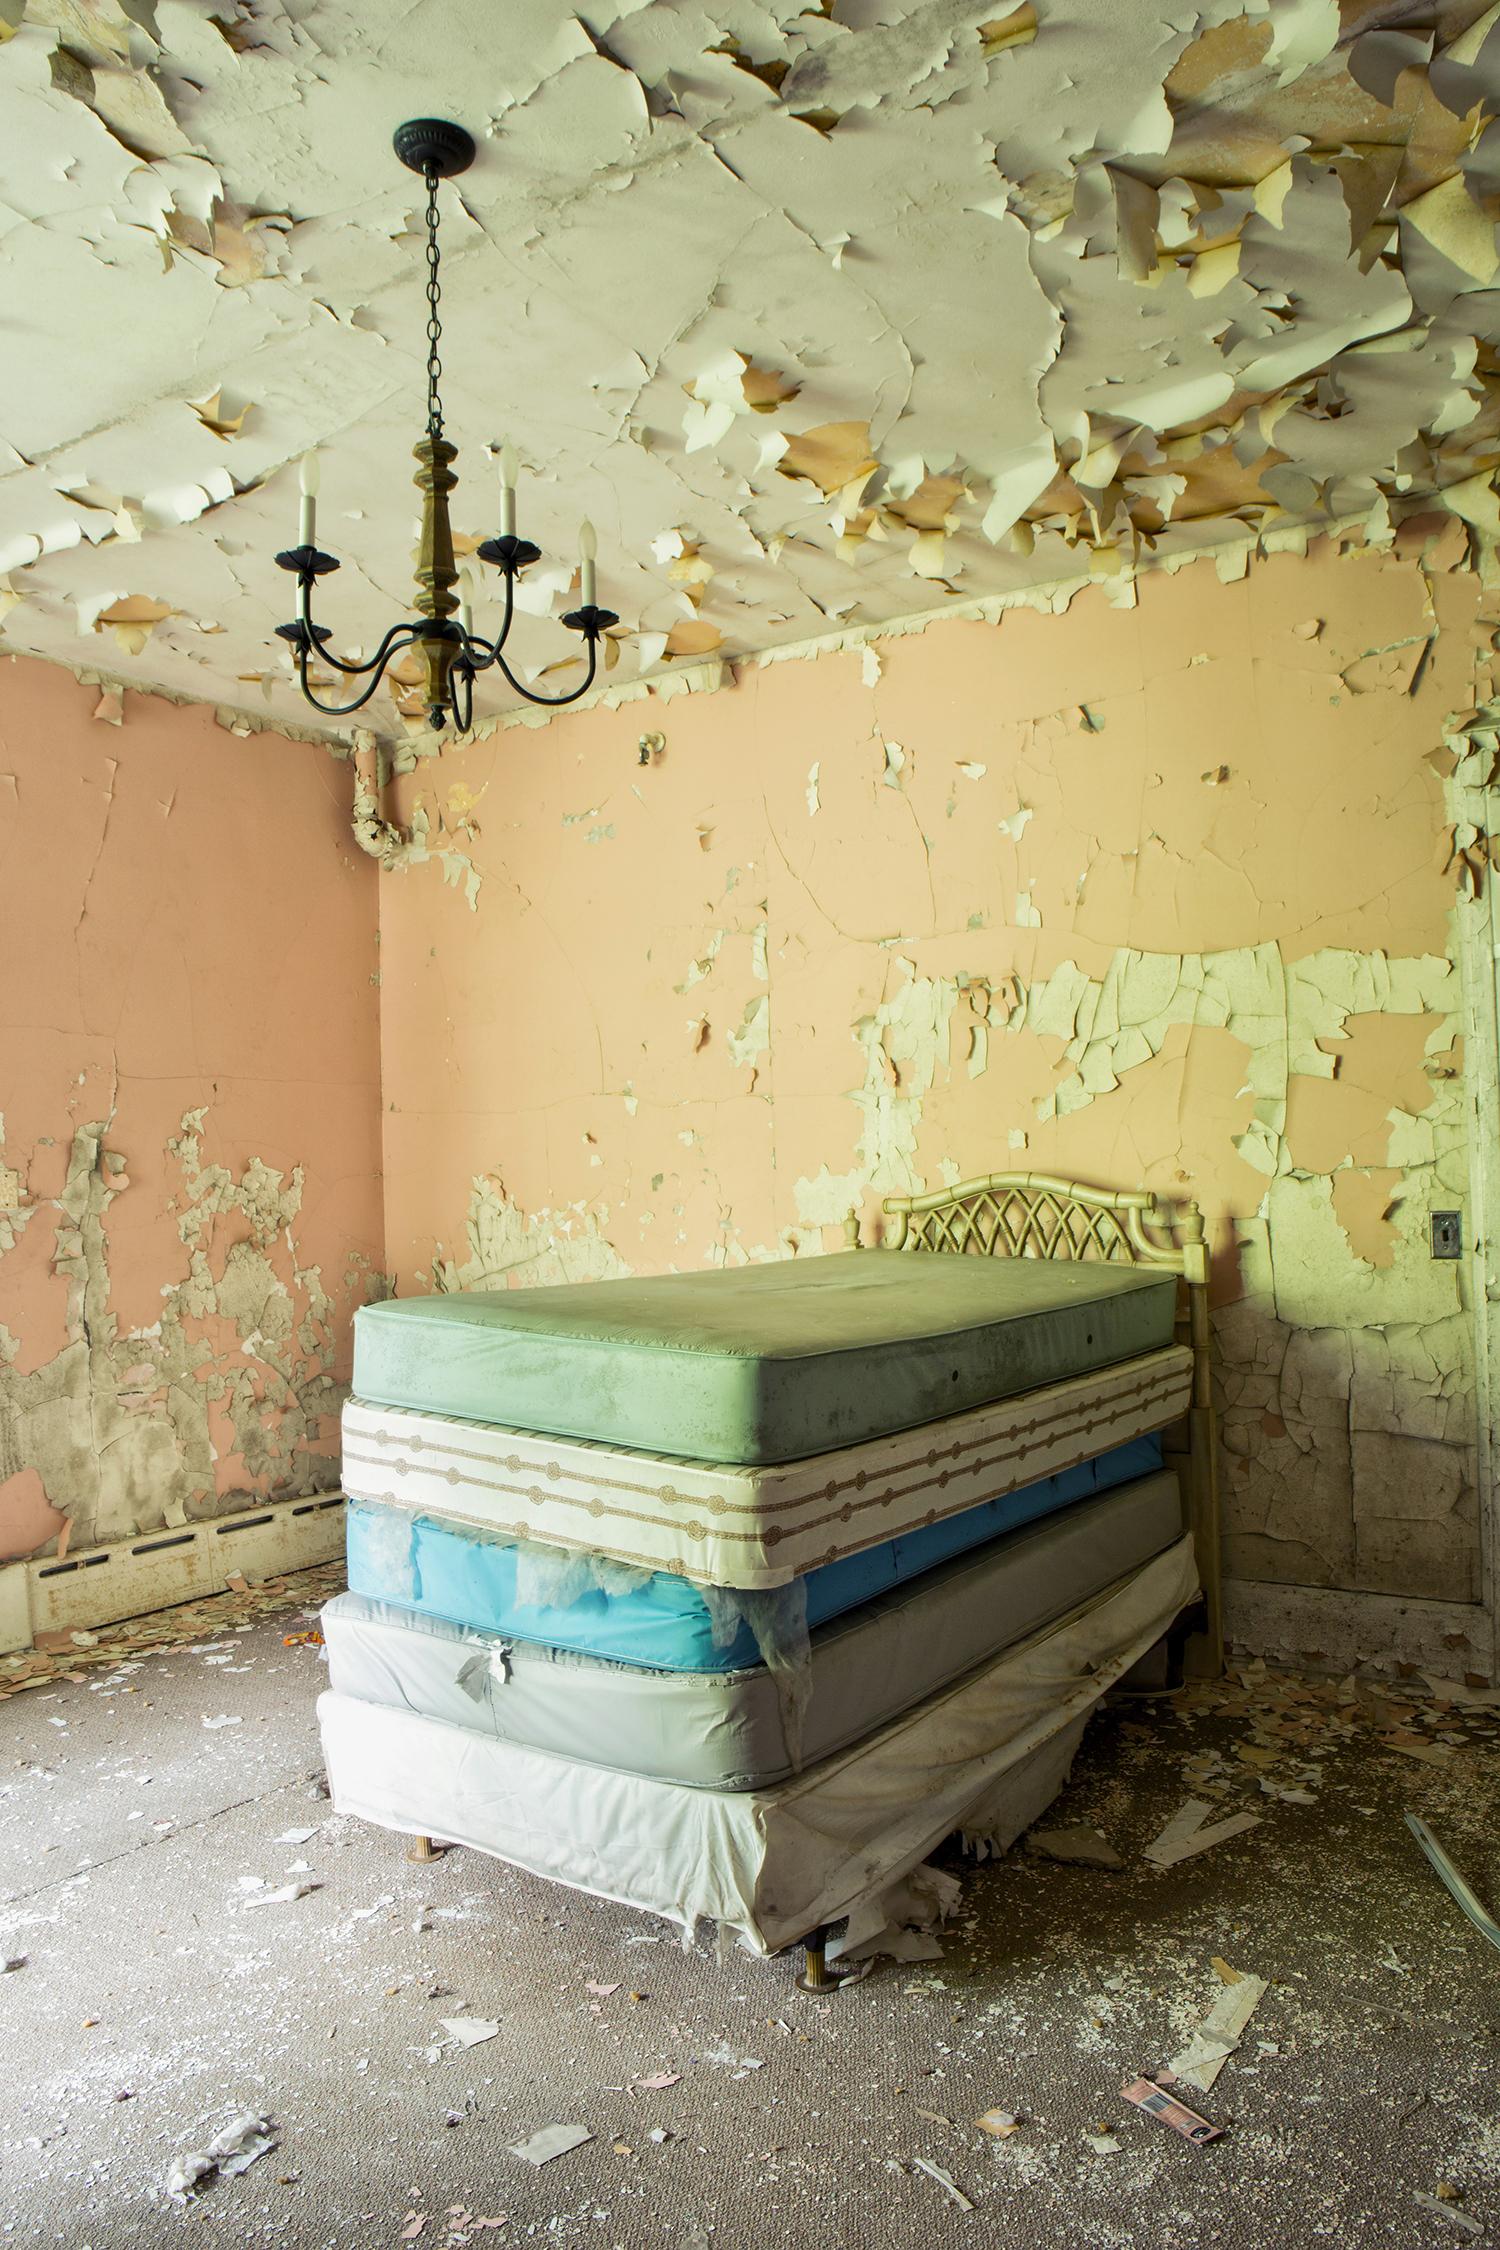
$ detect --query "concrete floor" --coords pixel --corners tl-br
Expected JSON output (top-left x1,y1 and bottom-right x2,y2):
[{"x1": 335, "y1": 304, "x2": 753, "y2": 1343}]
[{"x1": 4, "y1": 1574, "x2": 1500, "y2": 2250}]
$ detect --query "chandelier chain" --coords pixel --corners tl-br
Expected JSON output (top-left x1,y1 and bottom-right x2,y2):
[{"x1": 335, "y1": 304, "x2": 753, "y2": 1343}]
[{"x1": 424, "y1": 166, "x2": 443, "y2": 440}]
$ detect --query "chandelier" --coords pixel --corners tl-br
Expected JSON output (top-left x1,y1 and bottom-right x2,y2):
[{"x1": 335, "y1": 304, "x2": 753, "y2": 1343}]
[{"x1": 275, "y1": 118, "x2": 618, "y2": 732}]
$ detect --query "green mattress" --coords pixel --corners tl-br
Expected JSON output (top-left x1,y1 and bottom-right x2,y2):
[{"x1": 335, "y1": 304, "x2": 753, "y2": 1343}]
[{"x1": 352, "y1": 1250, "x2": 1177, "y2": 1467}]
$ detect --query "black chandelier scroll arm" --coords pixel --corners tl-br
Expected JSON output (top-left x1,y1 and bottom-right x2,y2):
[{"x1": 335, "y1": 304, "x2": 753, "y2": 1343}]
[
  {"x1": 460, "y1": 564, "x2": 517, "y2": 675},
  {"x1": 488, "y1": 636, "x2": 601, "y2": 709},
  {"x1": 449, "y1": 655, "x2": 475, "y2": 734},
  {"x1": 314, "y1": 618, "x2": 427, "y2": 681},
  {"x1": 292, "y1": 626, "x2": 425, "y2": 718}
]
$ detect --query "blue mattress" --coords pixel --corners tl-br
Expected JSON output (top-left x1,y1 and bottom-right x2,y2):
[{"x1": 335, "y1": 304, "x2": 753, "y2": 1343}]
[{"x1": 344, "y1": 1433, "x2": 1164, "y2": 1672}]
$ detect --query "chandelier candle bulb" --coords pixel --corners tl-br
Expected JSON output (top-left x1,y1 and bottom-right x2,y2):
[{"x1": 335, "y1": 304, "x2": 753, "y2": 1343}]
[
  {"x1": 298, "y1": 452, "x2": 319, "y2": 546},
  {"x1": 579, "y1": 518, "x2": 597, "y2": 608},
  {"x1": 499, "y1": 442, "x2": 518, "y2": 537},
  {"x1": 458, "y1": 565, "x2": 475, "y2": 637}
]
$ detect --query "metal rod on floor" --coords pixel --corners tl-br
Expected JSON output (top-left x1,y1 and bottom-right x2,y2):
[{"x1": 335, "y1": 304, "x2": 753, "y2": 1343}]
[{"x1": 1406, "y1": 1813, "x2": 1500, "y2": 1955}]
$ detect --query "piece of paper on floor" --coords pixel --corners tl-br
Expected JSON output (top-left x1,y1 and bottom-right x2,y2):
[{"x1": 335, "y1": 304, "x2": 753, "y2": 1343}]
[
  {"x1": 440, "y1": 2017, "x2": 500, "y2": 2048},
  {"x1": 509, "y1": 2123, "x2": 593, "y2": 2166},
  {"x1": 241, "y1": 1880, "x2": 320, "y2": 1910},
  {"x1": 166, "y1": 2110, "x2": 276, "y2": 2202},
  {"x1": 975, "y1": 2108, "x2": 1020, "y2": 2137},
  {"x1": 1413, "y1": 2191, "x2": 1484, "y2": 2236},
  {"x1": 1168, "y1": 1965, "x2": 1269, "y2": 2091},
  {"x1": 1144, "y1": 1798, "x2": 1262, "y2": 1868},
  {"x1": 913, "y1": 2157, "x2": 973, "y2": 2209},
  {"x1": 274, "y1": 1826, "x2": 319, "y2": 1845}
]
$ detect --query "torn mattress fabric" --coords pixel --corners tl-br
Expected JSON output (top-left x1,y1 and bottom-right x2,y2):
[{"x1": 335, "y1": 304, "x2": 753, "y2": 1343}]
[
  {"x1": 319, "y1": 1532, "x2": 1197, "y2": 1953},
  {"x1": 341, "y1": 1432, "x2": 1166, "y2": 1666}
]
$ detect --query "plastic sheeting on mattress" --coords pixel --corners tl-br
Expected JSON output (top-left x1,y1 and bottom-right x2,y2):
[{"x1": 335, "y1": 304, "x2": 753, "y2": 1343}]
[
  {"x1": 344, "y1": 1433, "x2": 1164, "y2": 1670},
  {"x1": 325, "y1": 1468, "x2": 1183, "y2": 1788},
  {"x1": 318, "y1": 1531, "x2": 1199, "y2": 1954}
]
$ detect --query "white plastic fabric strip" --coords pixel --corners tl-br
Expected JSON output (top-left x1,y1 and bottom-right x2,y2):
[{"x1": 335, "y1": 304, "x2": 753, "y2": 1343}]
[
  {"x1": 341, "y1": 1345, "x2": 1192, "y2": 1588},
  {"x1": 318, "y1": 1532, "x2": 1197, "y2": 1953}
]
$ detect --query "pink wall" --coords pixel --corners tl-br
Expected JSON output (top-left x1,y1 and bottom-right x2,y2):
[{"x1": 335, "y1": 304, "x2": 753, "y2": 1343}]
[
  {"x1": 0, "y1": 658, "x2": 384, "y2": 1561},
  {"x1": 377, "y1": 537, "x2": 1485, "y2": 1607}
]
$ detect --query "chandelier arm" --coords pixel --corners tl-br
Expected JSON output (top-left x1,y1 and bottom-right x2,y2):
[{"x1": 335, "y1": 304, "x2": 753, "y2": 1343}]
[
  {"x1": 310, "y1": 618, "x2": 427, "y2": 680},
  {"x1": 295, "y1": 630, "x2": 424, "y2": 718},
  {"x1": 461, "y1": 570, "x2": 516, "y2": 674},
  {"x1": 489, "y1": 635, "x2": 601, "y2": 709},
  {"x1": 451, "y1": 659, "x2": 475, "y2": 734}
]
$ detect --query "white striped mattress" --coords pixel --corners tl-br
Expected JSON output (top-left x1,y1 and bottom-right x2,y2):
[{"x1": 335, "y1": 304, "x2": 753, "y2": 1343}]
[{"x1": 341, "y1": 1342, "x2": 1192, "y2": 1589}]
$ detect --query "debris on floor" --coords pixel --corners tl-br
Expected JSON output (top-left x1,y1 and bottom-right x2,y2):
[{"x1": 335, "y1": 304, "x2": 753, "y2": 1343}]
[
  {"x1": 239, "y1": 1877, "x2": 321, "y2": 1910},
  {"x1": 440, "y1": 2016, "x2": 501, "y2": 2048},
  {"x1": 0, "y1": 1559, "x2": 344, "y2": 1703},
  {"x1": 165, "y1": 2109, "x2": 277, "y2": 2202},
  {"x1": 912, "y1": 2156, "x2": 974, "y2": 2209},
  {"x1": 1414, "y1": 2189, "x2": 1485, "y2": 2236},
  {"x1": 1143, "y1": 1798, "x2": 1263, "y2": 1868},
  {"x1": 9, "y1": 1618, "x2": 1500, "y2": 2245},
  {"x1": 1025, "y1": 1823, "x2": 1124, "y2": 1869},
  {"x1": 1120, "y1": 2078, "x2": 1225, "y2": 2146},
  {"x1": 1167, "y1": 1960, "x2": 1268, "y2": 2091},
  {"x1": 508, "y1": 2123, "x2": 594, "y2": 2166}
]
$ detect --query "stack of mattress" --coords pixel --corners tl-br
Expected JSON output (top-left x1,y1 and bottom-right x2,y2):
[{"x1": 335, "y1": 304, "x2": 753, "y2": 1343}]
[{"x1": 318, "y1": 1250, "x2": 1200, "y2": 1953}]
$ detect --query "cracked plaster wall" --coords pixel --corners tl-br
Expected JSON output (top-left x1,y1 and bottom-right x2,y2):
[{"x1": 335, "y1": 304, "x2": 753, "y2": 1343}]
[
  {"x1": 378, "y1": 532, "x2": 1492, "y2": 1609},
  {"x1": 0, "y1": 657, "x2": 385, "y2": 1563}
]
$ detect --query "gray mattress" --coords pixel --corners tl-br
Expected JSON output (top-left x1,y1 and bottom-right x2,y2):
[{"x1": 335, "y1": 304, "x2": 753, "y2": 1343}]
[{"x1": 322, "y1": 1469, "x2": 1182, "y2": 1790}]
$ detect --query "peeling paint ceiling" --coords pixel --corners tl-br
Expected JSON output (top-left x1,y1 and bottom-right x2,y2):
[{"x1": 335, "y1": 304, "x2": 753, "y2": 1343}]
[{"x1": 6, "y1": 0, "x2": 1500, "y2": 737}]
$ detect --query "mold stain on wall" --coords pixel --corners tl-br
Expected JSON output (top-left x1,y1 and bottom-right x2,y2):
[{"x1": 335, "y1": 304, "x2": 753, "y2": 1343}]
[
  {"x1": 0, "y1": 1109, "x2": 373, "y2": 1557},
  {"x1": 375, "y1": 532, "x2": 1494, "y2": 1613}
]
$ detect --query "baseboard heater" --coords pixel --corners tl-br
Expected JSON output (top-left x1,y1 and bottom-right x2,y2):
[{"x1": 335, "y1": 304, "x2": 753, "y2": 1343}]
[{"x1": 0, "y1": 1491, "x2": 346, "y2": 1655}]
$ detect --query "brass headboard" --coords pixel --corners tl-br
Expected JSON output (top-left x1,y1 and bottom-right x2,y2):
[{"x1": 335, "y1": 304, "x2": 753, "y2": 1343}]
[{"x1": 860, "y1": 1170, "x2": 1221, "y2": 1677}]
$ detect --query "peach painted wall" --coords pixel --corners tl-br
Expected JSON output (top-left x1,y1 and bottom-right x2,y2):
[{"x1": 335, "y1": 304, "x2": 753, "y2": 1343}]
[
  {"x1": 378, "y1": 536, "x2": 1487, "y2": 1610},
  {"x1": 0, "y1": 657, "x2": 384, "y2": 1562}
]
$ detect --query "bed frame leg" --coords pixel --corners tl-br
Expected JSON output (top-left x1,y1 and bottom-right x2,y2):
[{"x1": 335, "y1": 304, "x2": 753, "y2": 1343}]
[
  {"x1": 795, "y1": 1925, "x2": 855, "y2": 1993},
  {"x1": 1166, "y1": 1599, "x2": 1208, "y2": 1688},
  {"x1": 406, "y1": 1834, "x2": 448, "y2": 1863}
]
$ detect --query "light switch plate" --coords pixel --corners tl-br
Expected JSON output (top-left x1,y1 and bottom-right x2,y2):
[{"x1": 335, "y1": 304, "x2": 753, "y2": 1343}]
[{"x1": 1431, "y1": 1210, "x2": 1462, "y2": 1260}]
